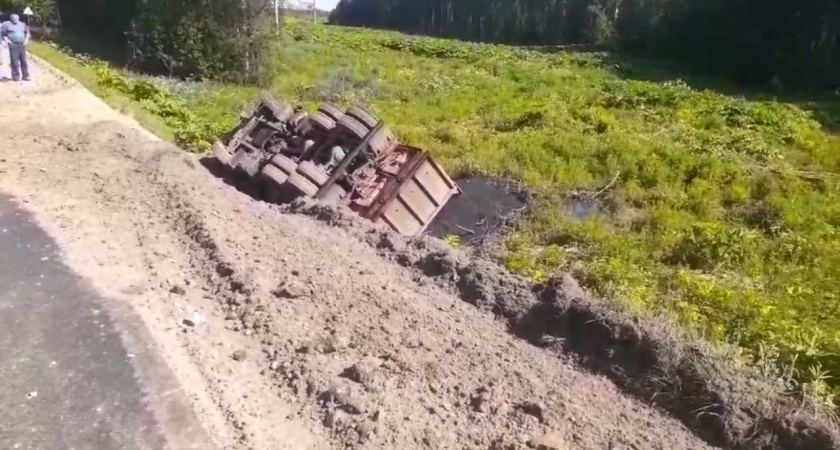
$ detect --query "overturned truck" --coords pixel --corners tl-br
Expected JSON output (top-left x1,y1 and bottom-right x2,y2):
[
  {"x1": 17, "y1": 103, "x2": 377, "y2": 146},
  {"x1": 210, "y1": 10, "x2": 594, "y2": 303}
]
[{"x1": 211, "y1": 92, "x2": 460, "y2": 236}]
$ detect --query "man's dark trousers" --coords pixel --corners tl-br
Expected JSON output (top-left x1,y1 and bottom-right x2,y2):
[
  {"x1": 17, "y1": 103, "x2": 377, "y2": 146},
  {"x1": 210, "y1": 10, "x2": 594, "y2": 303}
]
[{"x1": 9, "y1": 43, "x2": 28, "y2": 81}]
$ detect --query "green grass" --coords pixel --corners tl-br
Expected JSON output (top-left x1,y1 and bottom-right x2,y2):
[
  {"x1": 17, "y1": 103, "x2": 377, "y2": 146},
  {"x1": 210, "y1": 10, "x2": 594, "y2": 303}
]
[{"x1": 35, "y1": 21, "x2": 840, "y2": 404}]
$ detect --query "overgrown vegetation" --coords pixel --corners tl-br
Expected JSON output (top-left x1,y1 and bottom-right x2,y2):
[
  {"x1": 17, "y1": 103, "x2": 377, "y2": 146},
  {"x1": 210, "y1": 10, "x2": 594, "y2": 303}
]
[
  {"x1": 36, "y1": 20, "x2": 840, "y2": 407},
  {"x1": 329, "y1": 0, "x2": 840, "y2": 90}
]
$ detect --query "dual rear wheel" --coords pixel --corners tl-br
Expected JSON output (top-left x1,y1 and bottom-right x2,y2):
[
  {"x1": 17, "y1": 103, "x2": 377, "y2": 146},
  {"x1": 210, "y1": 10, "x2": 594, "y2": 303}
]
[
  {"x1": 261, "y1": 158, "x2": 347, "y2": 205},
  {"x1": 285, "y1": 161, "x2": 346, "y2": 204}
]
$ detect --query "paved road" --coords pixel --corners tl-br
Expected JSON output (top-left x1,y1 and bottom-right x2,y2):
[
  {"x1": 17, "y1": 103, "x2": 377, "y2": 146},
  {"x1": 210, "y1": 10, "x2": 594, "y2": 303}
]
[{"x1": 0, "y1": 194, "x2": 175, "y2": 450}]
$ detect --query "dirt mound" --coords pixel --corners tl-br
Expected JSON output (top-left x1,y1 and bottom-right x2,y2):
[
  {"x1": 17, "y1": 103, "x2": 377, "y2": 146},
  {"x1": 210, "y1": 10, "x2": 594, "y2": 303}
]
[{"x1": 290, "y1": 202, "x2": 840, "y2": 450}]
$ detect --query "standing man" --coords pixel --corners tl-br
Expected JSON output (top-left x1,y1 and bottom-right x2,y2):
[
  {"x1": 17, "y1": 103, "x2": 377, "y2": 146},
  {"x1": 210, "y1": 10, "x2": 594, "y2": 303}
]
[
  {"x1": 0, "y1": 14, "x2": 9, "y2": 81},
  {"x1": 2, "y1": 14, "x2": 29, "y2": 81}
]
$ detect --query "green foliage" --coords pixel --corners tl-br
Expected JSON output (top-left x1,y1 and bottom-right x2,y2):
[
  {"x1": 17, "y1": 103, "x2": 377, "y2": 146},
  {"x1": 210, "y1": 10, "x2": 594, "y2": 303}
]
[
  {"x1": 26, "y1": 0, "x2": 274, "y2": 81},
  {"x1": 443, "y1": 234, "x2": 461, "y2": 248},
  {"x1": 0, "y1": 0, "x2": 56, "y2": 23},
  {"x1": 129, "y1": 0, "x2": 274, "y2": 81},
  {"x1": 80, "y1": 52, "x2": 220, "y2": 151}
]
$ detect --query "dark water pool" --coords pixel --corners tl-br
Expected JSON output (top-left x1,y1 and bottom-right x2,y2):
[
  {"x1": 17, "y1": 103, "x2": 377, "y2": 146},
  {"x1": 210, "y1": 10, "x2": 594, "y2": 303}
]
[{"x1": 426, "y1": 177, "x2": 529, "y2": 244}]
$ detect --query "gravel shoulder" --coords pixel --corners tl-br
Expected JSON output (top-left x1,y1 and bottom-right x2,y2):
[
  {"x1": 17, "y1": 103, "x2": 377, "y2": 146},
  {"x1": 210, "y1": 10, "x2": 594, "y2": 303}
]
[{"x1": 0, "y1": 57, "x2": 726, "y2": 449}]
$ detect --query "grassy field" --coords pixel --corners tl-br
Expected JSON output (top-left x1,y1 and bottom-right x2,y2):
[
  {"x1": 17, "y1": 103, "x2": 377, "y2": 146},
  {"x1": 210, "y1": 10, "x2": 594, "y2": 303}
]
[{"x1": 34, "y1": 21, "x2": 840, "y2": 403}]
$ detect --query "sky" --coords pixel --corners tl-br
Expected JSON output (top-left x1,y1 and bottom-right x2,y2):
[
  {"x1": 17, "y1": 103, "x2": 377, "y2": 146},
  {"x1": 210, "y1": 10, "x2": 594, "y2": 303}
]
[
  {"x1": 316, "y1": 0, "x2": 339, "y2": 10},
  {"x1": 287, "y1": 0, "x2": 338, "y2": 11}
]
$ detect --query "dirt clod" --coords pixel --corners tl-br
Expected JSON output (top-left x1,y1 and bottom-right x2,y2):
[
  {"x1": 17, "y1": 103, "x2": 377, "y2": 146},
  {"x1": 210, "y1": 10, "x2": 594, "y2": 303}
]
[
  {"x1": 471, "y1": 387, "x2": 493, "y2": 413},
  {"x1": 516, "y1": 402, "x2": 546, "y2": 424},
  {"x1": 356, "y1": 420, "x2": 375, "y2": 441},
  {"x1": 320, "y1": 384, "x2": 368, "y2": 415},
  {"x1": 324, "y1": 409, "x2": 350, "y2": 429},
  {"x1": 342, "y1": 356, "x2": 382, "y2": 386},
  {"x1": 181, "y1": 311, "x2": 203, "y2": 327},
  {"x1": 271, "y1": 278, "x2": 307, "y2": 298},
  {"x1": 527, "y1": 431, "x2": 567, "y2": 450},
  {"x1": 170, "y1": 284, "x2": 186, "y2": 295},
  {"x1": 232, "y1": 349, "x2": 248, "y2": 361}
]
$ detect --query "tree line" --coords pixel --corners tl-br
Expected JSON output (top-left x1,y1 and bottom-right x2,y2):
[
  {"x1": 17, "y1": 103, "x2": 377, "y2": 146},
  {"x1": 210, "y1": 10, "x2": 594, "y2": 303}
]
[
  {"x1": 0, "y1": 0, "x2": 276, "y2": 81},
  {"x1": 329, "y1": 0, "x2": 840, "y2": 90}
]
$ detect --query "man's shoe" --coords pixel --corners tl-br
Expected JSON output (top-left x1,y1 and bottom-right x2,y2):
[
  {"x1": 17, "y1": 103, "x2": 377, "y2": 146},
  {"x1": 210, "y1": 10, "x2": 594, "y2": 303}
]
[{"x1": 22, "y1": 77, "x2": 29, "y2": 81}]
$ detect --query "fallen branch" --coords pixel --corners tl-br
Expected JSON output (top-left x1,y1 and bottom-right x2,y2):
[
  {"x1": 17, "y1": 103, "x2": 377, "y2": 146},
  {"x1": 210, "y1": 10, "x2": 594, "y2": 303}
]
[
  {"x1": 456, "y1": 224, "x2": 476, "y2": 235},
  {"x1": 591, "y1": 171, "x2": 620, "y2": 199}
]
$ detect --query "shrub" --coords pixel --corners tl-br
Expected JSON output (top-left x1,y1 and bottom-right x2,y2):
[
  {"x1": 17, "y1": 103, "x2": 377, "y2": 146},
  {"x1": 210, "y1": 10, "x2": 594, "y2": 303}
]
[{"x1": 128, "y1": 0, "x2": 274, "y2": 82}]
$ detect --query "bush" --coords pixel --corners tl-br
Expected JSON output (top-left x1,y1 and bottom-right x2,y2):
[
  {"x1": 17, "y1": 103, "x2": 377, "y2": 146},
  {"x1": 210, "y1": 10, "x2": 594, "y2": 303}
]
[
  {"x1": 90, "y1": 60, "x2": 220, "y2": 151},
  {"x1": 128, "y1": 0, "x2": 274, "y2": 82}
]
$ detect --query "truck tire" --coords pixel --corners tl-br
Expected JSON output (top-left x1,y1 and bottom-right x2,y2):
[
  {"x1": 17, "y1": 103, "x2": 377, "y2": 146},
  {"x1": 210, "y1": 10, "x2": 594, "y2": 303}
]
[
  {"x1": 270, "y1": 154, "x2": 298, "y2": 174},
  {"x1": 346, "y1": 105, "x2": 379, "y2": 129},
  {"x1": 337, "y1": 115, "x2": 368, "y2": 141},
  {"x1": 259, "y1": 90, "x2": 293, "y2": 122},
  {"x1": 368, "y1": 126, "x2": 398, "y2": 156},
  {"x1": 235, "y1": 152, "x2": 261, "y2": 178},
  {"x1": 296, "y1": 160, "x2": 330, "y2": 186},
  {"x1": 261, "y1": 163, "x2": 290, "y2": 187},
  {"x1": 318, "y1": 103, "x2": 344, "y2": 122},
  {"x1": 308, "y1": 112, "x2": 336, "y2": 132},
  {"x1": 286, "y1": 172, "x2": 319, "y2": 198},
  {"x1": 212, "y1": 140, "x2": 232, "y2": 166}
]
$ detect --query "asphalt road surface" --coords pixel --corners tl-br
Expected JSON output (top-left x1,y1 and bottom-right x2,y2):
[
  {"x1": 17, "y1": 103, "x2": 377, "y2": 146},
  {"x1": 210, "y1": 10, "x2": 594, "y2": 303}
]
[{"x1": 0, "y1": 194, "x2": 202, "y2": 450}]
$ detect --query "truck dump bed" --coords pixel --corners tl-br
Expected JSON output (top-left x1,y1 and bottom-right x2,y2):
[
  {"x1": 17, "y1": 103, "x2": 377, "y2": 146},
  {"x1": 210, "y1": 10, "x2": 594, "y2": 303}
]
[{"x1": 362, "y1": 146, "x2": 459, "y2": 236}]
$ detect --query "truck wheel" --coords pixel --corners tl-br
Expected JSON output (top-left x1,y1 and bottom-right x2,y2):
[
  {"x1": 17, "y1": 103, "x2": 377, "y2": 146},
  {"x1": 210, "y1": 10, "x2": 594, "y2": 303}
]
[
  {"x1": 346, "y1": 105, "x2": 379, "y2": 129},
  {"x1": 261, "y1": 163, "x2": 290, "y2": 187},
  {"x1": 259, "y1": 90, "x2": 293, "y2": 122},
  {"x1": 296, "y1": 160, "x2": 330, "y2": 186},
  {"x1": 212, "y1": 140, "x2": 232, "y2": 166},
  {"x1": 308, "y1": 111, "x2": 336, "y2": 132},
  {"x1": 337, "y1": 115, "x2": 368, "y2": 141},
  {"x1": 270, "y1": 154, "x2": 298, "y2": 175},
  {"x1": 285, "y1": 172, "x2": 319, "y2": 198},
  {"x1": 235, "y1": 152, "x2": 261, "y2": 178},
  {"x1": 368, "y1": 126, "x2": 398, "y2": 156},
  {"x1": 318, "y1": 103, "x2": 344, "y2": 122}
]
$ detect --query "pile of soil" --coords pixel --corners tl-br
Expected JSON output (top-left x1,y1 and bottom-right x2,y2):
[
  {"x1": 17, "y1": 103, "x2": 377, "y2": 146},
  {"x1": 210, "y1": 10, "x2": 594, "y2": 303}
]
[{"x1": 292, "y1": 201, "x2": 840, "y2": 450}]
